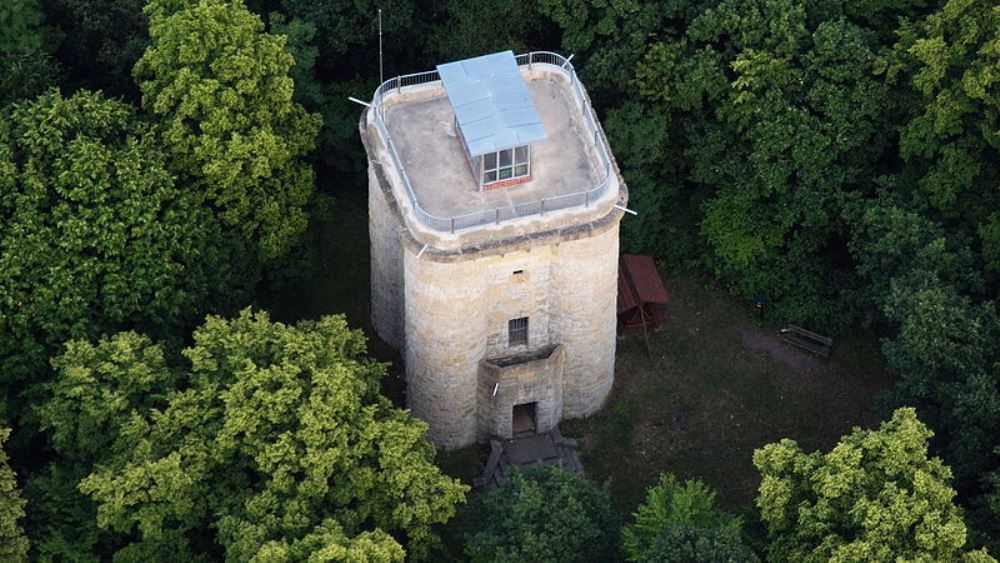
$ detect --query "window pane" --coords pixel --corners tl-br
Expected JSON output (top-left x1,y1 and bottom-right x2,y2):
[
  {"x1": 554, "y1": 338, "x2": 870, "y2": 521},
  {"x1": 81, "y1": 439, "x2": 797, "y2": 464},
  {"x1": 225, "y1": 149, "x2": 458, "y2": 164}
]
[
  {"x1": 499, "y1": 149, "x2": 512, "y2": 167},
  {"x1": 515, "y1": 146, "x2": 528, "y2": 164},
  {"x1": 484, "y1": 152, "x2": 497, "y2": 170},
  {"x1": 509, "y1": 317, "x2": 528, "y2": 347},
  {"x1": 514, "y1": 164, "x2": 528, "y2": 177},
  {"x1": 484, "y1": 170, "x2": 497, "y2": 183},
  {"x1": 499, "y1": 167, "x2": 513, "y2": 180}
]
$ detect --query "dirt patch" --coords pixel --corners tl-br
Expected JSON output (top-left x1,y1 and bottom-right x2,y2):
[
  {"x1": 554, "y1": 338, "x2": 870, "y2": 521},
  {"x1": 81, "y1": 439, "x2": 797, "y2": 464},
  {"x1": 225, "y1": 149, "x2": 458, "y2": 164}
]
[{"x1": 740, "y1": 327, "x2": 824, "y2": 373}]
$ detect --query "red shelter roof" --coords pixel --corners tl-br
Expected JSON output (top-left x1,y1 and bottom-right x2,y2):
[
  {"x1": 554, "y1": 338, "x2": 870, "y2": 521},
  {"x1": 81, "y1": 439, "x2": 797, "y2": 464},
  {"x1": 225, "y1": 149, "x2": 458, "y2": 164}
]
[{"x1": 617, "y1": 254, "x2": 669, "y2": 314}]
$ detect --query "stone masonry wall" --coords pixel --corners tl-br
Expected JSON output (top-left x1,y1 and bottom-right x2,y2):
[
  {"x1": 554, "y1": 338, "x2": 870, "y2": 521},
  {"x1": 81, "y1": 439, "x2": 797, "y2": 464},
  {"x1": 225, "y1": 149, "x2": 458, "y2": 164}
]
[
  {"x1": 550, "y1": 223, "x2": 620, "y2": 418},
  {"x1": 368, "y1": 165, "x2": 405, "y2": 351},
  {"x1": 403, "y1": 244, "x2": 487, "y2": 448},
  {"x1": 482, "y1": 247, "x2": 554, "y2": 360},
  {"x1": 396, "y1": 221, "x2": 619, "y2": 449},
  {"x1": 478, "y1": 345, "x2": 566, "y2": 441}
]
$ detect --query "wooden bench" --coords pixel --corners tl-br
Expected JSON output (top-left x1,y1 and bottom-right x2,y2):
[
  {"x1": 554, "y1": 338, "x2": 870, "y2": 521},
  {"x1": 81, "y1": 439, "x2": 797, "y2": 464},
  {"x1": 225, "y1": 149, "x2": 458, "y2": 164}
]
[{"x1": 780, "y1": 325, "x2": 833, "y2": 357}]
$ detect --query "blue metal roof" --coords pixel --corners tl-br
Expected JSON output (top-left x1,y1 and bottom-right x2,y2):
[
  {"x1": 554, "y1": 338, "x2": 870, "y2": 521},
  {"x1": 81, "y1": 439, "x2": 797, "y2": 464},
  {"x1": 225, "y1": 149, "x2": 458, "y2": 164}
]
[{"x1": 437, "y1": 51, "x2": 547, "y2": 157}]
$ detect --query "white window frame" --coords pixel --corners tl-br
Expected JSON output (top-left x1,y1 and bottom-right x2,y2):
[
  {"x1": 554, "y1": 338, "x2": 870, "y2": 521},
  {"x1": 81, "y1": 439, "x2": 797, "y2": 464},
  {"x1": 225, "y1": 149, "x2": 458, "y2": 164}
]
[{"x1": 481, "y1": 145, "x2": 530, "y2": 187}]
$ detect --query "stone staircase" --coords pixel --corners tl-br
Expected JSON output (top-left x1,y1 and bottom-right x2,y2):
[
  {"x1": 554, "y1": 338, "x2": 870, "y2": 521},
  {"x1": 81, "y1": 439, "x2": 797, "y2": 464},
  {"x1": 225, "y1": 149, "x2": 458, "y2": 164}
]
[{"x1": 473, "y1": 427, "x2": 584, "y2": 487}]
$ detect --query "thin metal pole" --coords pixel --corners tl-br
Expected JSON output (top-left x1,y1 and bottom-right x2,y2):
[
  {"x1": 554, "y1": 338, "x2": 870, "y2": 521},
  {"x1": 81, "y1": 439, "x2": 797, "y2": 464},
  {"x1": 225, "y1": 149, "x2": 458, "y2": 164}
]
[
  {"x1": 378, "y1": 9, "x2": 384, "y2": 120},
  {"x1": 378, "y1": 9, "x2": 383, "y2": 86}
]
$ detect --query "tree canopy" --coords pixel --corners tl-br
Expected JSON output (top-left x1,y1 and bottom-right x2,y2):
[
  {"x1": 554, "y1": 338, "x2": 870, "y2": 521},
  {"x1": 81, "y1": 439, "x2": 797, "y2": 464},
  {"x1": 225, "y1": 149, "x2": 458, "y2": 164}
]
[
  {"x1": 754, "y1": 408, "x2": 993, "y2": 562},
  {"x1": 622, "y1": 473, "x2": 746, "y2": 561},
  {"x1": 44, "y1": 0, "x2": 148, "y2": 98},
  {"x1": 135, "y1": 0, "x2": 321, "y2": 262},
  {"x1": 638, "y1": 525, "x2": 758, "y2": 563},
  {"x1": 1, "y1": 0, "x2": 1000, "y2": 557},
  {"x1": 462, "y1": 465, "x2": 619, "y2": 563},
  {"x1": 0, "y1": 89, "x2": 245, "y2": 423},
  {"x1": 42, "y1": 310, "x2": 466, "y2": 560},
  {"x1": 0, "y1": 429, "x2": 28, "y2": 562},
  {"x1": 0, "y1": 0, "x2": 59, "y2": 107}
]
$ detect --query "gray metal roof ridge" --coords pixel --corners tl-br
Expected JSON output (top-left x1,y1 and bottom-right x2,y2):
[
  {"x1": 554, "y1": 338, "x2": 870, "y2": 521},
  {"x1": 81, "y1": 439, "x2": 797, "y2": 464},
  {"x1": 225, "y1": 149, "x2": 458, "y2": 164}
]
[{"x1": 436, "y1": 50, "x2": 547, "y2": 157}]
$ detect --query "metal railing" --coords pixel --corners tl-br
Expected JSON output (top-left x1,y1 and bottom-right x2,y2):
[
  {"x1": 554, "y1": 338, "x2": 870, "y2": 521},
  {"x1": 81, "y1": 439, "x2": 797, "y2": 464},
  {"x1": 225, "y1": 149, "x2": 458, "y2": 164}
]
[{"x1": 370, "y1": 51, "x2": 613, "y2": 234}]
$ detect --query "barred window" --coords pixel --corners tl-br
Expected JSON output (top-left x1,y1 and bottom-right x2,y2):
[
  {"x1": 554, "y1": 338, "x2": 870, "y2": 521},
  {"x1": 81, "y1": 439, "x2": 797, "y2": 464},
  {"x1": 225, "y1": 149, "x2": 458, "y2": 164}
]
[{"x1": 508, "y1": 317, "x2": 528, "y2": 347}]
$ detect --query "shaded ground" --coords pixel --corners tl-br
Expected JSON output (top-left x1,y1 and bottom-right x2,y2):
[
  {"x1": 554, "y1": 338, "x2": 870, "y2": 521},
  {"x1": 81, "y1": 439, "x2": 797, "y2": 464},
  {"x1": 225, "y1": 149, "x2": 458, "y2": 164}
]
[
  {"x1": 741, "y1": 327, "x2": 823, "y2": 373},
  {"x1": 562, "y1": 276, "x2": 893, "y2": 514}
]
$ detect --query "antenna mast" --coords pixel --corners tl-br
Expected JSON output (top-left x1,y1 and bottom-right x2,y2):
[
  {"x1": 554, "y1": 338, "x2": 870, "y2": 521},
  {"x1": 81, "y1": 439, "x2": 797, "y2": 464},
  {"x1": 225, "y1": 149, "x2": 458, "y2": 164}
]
[{"x1": 378, "y1": 9, "x2": 384, "y2": 86}]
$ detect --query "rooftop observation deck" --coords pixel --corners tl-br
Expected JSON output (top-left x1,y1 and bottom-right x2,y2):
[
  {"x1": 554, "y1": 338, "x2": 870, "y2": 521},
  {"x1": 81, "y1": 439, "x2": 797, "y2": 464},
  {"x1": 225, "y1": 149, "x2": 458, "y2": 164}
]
[{"x1": 365, "y1": 52, "x2": 623, "y2": 244}]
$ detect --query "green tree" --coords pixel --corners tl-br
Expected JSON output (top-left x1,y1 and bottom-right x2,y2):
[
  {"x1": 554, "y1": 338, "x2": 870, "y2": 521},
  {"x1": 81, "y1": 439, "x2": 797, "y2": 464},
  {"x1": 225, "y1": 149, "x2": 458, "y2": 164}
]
[
  {"x1": 0, "y1": 429, "x2": 28, "y2": 562},
  {"x1": 45, "y1": 0, "x2": 148, "y2": 98},
  {"x1": 754, "y1": 407, "x2": 994, "y2": 562},
  {"x1": 849, "y1": 196, "x2": 1000, "y2": 550},
  {"x1": 39, "y1": 333, "x2": 179, "y2": 466},
  {"x1": 134, "y1": 0, "x2": 321, "y2": 261},
  {"x1": 883, "y1": 0, "x2": 1000, "y2": 242},
  {"x1": 26, "y1": 333, "x2": 180, "y2": 560},
  {"x1": 426, "y1": 0, "x2": 550, "y2": 62},
  {"x1": 879, "y1": 283, "x2": 1000, "y2": 551},
  {"x1": 849, "y1": 196, "x2": 984, "y2": 311},
  {"x1": 61, "y1": 310, "x2": 465, "y2": 560},
  {"x1": 23, "y1": 464, "x2": 104, "y2": 561},
  {"x1": 0, "y1": 51, "x2": 58, "y2": 107},
  {"x1": 643, "y1": 1, "x2": 893, "y2": 325},
  {"x1": 622, "y1": 473, "x2": 743, "y2": 561},
  {"x1": 639, "y1": 525, "x2": 758, "y2": 563},
  {"x1": 0, "y1": 0, "x2": 59, "y2": 106},
  {"x1": 0, "y1": 89, "x2": 245, "y2": 423},
  {"x1": 276, "y1": 0, "x2": 412, "y2": 61},
  {"x1": 0, "y1": 0, "x2": 54, "y2": 54},
  {"x1": 462, "y1": 465, "x2": 619, "y2": 563},
  {"x1": 540, "y1": 0, "x2": 694, "y2": 102}
]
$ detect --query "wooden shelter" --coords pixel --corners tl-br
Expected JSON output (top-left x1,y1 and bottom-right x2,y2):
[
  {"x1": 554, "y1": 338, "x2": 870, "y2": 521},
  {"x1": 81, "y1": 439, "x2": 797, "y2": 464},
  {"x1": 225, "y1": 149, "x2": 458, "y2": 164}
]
[{"x1": 617, "y1": 254, "x2": 669, "y2": 334}]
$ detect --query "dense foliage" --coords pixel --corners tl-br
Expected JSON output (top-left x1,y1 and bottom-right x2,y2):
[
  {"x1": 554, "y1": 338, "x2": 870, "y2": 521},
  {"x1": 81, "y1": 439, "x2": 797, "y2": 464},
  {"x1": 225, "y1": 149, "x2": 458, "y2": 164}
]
[
  {"x1": 0, "y1": 429, "x2": 28, "y2": 562},
  {"x1": 637, "y1": 525, "x2": 758, "y2": 563},
  {"x1": 37, "y1": 310, "x2": 466, "y2": 560},
  {"x1": 44, "y1": 0, "x2": 148, "y2": 98},
  {"x1": 135, "y1": 0, "x2": 321, "y2": 262},
  {"x1": 0, "y1": 90, "x2": 245, "y2": 424},
  {"x1": 462, "y1": 466, "x2": 619, "y2": 563},
  {"x1": 754, "y1": 408, "x2": 992, "y2": 561},
  {"x1": 0, "y1": 0, "x2": 59, "y2": 106},
  {"x1": 2, "y1": 0, "x2": 999, "y2": 557},
  {"x1": 622, "y1": 473, "x2": 745, "y2": 561}
]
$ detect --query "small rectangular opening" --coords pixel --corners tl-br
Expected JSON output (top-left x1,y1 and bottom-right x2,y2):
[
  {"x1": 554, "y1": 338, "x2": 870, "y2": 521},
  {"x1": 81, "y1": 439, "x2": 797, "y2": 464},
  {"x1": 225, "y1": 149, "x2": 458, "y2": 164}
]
[
  {"x1": 512, "y1": 402, "x2": 537, "y2": 436},
  {"x1": 508, "y1": 317, "x2": 528, "y2": 347},
  {"x1": 513, "y1": 269, "x2": 523, "y2": 275}
]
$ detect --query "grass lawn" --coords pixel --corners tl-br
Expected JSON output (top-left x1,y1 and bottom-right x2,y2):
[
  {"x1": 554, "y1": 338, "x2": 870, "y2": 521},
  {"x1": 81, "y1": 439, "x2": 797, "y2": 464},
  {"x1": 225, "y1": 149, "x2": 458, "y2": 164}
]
[
  {"x1": 563, "y1": 276, "x2": 894, "y2": 514},
  {"x1": 260, "y1": 188, "x2": 895, "y2": 516}
]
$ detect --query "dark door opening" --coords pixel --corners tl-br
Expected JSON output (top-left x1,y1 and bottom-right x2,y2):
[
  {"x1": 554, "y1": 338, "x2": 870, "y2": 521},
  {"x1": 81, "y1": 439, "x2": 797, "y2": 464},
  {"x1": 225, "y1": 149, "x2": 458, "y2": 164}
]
[{"x1": 512, "y1": 402, "x2": 537, "y2": 437}]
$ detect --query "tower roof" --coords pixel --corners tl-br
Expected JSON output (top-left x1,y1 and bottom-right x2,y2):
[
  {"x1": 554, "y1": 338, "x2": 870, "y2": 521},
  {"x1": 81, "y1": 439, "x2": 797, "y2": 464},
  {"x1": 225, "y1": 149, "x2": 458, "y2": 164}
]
[{"x1": 436, "y1": 51, "x2": 547, "y2": 157}]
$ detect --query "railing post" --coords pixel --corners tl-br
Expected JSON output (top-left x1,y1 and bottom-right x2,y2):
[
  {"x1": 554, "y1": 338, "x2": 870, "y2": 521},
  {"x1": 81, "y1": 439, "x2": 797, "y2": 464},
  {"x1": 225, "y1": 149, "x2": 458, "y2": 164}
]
[
  {"x1": 540, "y1": 198, "x2": 545, "y2": 215},
  {"x1": 585, "y1": 190, "x2": 590, "y2": 207},
  {"x1": 396, "y1": 76, "x2": 401, "y2": 94},
  {"x1": 450, "y1": 217, "x2": 455, "y2": 234},
  {"x1": 495, "y1": 208, "x2": 500, "y2": 224}
]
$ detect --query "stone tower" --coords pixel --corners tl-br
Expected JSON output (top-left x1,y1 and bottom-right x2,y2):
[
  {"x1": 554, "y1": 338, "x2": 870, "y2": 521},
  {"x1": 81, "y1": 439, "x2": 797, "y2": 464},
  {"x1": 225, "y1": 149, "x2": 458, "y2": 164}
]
[{"x1": 360, "y1": 51, "x2": 627, "y2": 450}]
